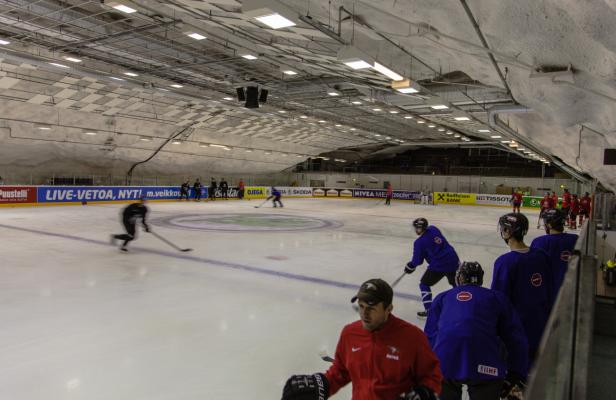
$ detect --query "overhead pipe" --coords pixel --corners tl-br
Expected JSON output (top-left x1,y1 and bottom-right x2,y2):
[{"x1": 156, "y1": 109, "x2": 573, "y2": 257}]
[
  {"x1": 458, "y1": 0, "x2": 515, "y2": 99},
  {"x1": 487, "y1": 105, "x2": 591, "y2": 182}
]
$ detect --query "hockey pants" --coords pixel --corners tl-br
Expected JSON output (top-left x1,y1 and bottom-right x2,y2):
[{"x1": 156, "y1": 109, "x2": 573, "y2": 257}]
[{"x1": 419, "y1": 269, "x2": 456, "y2": 311}]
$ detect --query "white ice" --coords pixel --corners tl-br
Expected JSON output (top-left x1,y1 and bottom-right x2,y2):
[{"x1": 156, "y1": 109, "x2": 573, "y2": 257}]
[{"x1": 0, "y1": 199, "x2": 545, "y2": 400}]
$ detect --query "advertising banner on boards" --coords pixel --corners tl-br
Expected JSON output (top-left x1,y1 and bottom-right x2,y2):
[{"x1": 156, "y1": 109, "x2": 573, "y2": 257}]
[{"x1": 0, "y1": 186, "x2": 37, "y2": 204}]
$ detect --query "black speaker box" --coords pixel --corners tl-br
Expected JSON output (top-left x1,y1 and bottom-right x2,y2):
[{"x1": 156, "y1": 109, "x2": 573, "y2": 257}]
[
  {"x1": 245, "y1": 86, "x2": 259, "y2": 108},
  {"x1": 236, "y1": 87, "x2": 246, "y2": 102},
  {"x1": 259, "y1": 89, "x2": 268, "y2": 103}
]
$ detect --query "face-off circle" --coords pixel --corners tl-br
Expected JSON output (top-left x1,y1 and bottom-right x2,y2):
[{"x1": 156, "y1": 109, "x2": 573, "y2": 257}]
[{"x1": 152, "y1": 213, "x2": 342, "y2": 232}]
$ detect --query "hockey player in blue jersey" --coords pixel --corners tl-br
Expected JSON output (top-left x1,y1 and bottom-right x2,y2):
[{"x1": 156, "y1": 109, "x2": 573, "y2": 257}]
[
  {"x1": 403, "y1": 218, "x2": 459, "y2": 318},
  {"x1": 425, "y1": 262, "x2": 528, "y2": 400},
  {"x1": 530, "y1": 208, "x2": 578, "y2": 294},
  {"x1": 492, "y1": 213, "x2": 555, "y2": 366},
  {"x1": 268, "y1": 187, "x2": 283, "y2": 208}
]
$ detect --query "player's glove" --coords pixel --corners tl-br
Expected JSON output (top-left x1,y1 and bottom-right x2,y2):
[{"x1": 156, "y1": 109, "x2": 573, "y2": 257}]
[
  {"x1": 282, "y1": 373, "x2": 329, "y2": 400},
  {"x1": 401, "y1": 386, "x2": 438, "y2": 400},
  {"x1": 404, "y1": 262, "x2": 417, "y2": 274},
  {"x1": 500, "y1": 372, "x2": 526, "y2": 400}
]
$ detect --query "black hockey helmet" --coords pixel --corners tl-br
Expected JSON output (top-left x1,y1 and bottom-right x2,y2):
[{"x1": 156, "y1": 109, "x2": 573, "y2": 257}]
[
  {"x1": 542, "y1": 208, "x2": 566, "y2": 232},
  {"x1": 456, "y1": 261, "x2": 484, "y2": 286},
  {"x1": 412, "y1": 217, "x2": 428, "y2": 230},
  {"x1": 498, "y1": 213, "x2": 529, "y2": 241}
]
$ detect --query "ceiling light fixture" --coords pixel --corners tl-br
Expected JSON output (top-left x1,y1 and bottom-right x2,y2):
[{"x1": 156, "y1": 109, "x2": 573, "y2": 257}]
[
  {"x1": 389, "y1": 110, "x2": 399, "y2": 114},
  {"x1": 83, "y1": 130, "x2": 97, "y2": 135},
  {"x1": 64, "y1": 57, "x2": 82, "y2": 63},
  {"x1": 255, "y1": 13, "x2": 296, "y2": 29},
  {"x1": 242, "y1": 54, "x2": 258, "y2": 60},
  {"x1": 282, "y1": 69, "x2": 297, "y2": 75},
  {"x1": 416, "y1": 120, "x2": 425, "y2": 124},
  {"x1": 186, "y1": 32, "x2": 207, "y2": 40},
  {"x1": 428, "y1": 124, "x2": 436, "y2": 128},
  {"x1": 351, "y1": 101, "x2": 362, "y2": 105},
  {"x1": 327, "y1": 90, "x2": 341, "y2": 96},
  {"x1": 209, "y1": 144, "x2": 228, "y2": 149},
  {"x1": 223, "y1": 97, "x2": 234, "y2": 101},
  {"x1": 437, "y1": 128, "x2": 445, "y2": 132},
  {"x1": 454, "y1": 116, "x2": 471, "y2": 121},
  {"x1": 391, "y1": 78, "x2": 421, "y2": 94},
  {"x1": 337, "y1": 46, "x2": 374, "y2": 70},
  {"x1": 446, "y1": 131, "x2": 453, "y2": 135},
  {"x1": 299, "y1": 115, "x2": 308, "y2": 119},
  {"x1": 491, "y1": 135, "x2": 502, "y2": 139},
  {"x1": 278, "y1": 110, "x2": 287, "y2": 113},
  {"x1": 172, "y1": 140, "x2": 182, "y2": 145},
  {"x1": 350, "y1": 128, "x2": 356, "y2": 131},
  {"x1": 318, "y1": 120, "x2": 326, "y2": 123},
  {"x1": 404, "y1": 116, "x2": 413, "y2": 119},
  {"x1": 124, "y1": 72, "x2": 138, "y2": 77},
  {"x1": 454, "y1": 134, "x2": 461, "y2": 138},
  {"x1": 139, "y1": 136, "x2": 151, "y2": 141},
  {"x1": 107, "y1": 2, "x2": 137, "y2": 14},
  {"x1": 36, "y1": 124, "x2": 52, "y2": 130},
  {"x1": 372, "y1": 108, "x2": 382, "y2": 112},
  {"x1": 345, "y1": 60, "x2": 372, "y2": 69},
  {"x1": 0, "y1": 39, "x2": 10, "y2": 45},
  {"x1": 430, "y1": 104, "x2": 449, "y2": 110},
  {"x1": 478, "y1": 129, "x2": 491, "y2": 133},
  {"x1": 109, "y1": 76, "x2": 124, "y2": 81},
  {"x1": 372, "y1": 62, "x2": 404, "y2": 81},
  {"x1": 49, "y1": 62, "x2": 69, "y2": 68},
  {"x1": 170, "y1": 84, "x2": 183, "y2": 88}
]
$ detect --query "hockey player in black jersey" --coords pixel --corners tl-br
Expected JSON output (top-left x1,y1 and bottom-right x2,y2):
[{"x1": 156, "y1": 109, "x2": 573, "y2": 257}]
[{"x1": 111, "y1": 197, "x2": 150, "y2": 252}]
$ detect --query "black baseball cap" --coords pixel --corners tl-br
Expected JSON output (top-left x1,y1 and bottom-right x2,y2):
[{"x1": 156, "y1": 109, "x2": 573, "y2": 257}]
[{"x1": 352, "y1": 278, "x2": 393, "y2": 307}]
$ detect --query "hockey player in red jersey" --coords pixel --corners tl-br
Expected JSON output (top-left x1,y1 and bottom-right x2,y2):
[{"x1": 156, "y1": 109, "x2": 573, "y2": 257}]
[
  {"x1": 578, "y1": 192, "x2": 592, "y2": 226},
  {"x1": 538, "y1": 193, "x2": 553, "y2": 229},
  {"x1": 551, "y1": 191, "x2": 559, "y2": 209},
  {"x1": 561, "y1": 189, "x2": 572, "y2": 226},
  {"x1": 511, "y1": 189, "x2": 523, "y2": 213},
  {"x1": 281, "y1": 279, "x2": 442, "y2": 400},
  {"x1": 569, "y1": 194, "x2": 580, "y2": 229}
]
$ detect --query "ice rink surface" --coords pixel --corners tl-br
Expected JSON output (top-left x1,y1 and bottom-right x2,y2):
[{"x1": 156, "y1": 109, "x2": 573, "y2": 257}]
[{"x1": 0, "y1": 198, "x2": 543, "y2": 400}]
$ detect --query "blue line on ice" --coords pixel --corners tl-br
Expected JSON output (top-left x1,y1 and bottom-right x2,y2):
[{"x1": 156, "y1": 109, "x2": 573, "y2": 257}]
[{"x1": 0, "y1": 223, "x2": 422, "y2": 301}]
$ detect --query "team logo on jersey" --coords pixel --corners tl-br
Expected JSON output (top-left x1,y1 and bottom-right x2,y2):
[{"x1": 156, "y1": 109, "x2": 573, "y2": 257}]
[
  {"x1": 531, "y1": 273, "x2": 543, "y2": 287},
  {"x1": 434, "y1": 237, "x2": 443, "y2": 245},
  {"x1": 386, "y1": 346, "x2": 400, "y2": 360},
  {"x1": 561, "y1": 250, "x2": 572, "y2": 262},
  {"x1": 478, "y1": 365, "x2": 498, "y2": 376},
  {"x1": 456, "y1": 291, "x2": 473, "y2": 302}
]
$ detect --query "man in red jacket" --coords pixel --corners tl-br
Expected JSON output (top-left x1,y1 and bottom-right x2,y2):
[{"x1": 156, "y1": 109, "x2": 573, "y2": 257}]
[
  {"x1": 579, "y1": 192, "x2": 592, "y2": 226},
  {"x1": 282, "y1": 279, "x2": 442, "y2": 400},
  {"x1": 511, "y1": 189, "x2": 523, "y2": 213}
]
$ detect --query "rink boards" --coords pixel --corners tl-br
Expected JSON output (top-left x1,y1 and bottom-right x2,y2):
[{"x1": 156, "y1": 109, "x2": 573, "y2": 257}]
[{"x1": 0, "y1": 185, "x2": 548, "y2": 208}]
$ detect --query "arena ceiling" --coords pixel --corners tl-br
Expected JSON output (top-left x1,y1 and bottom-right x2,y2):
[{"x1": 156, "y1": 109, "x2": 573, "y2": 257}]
[{"x1": 0, "y1": 0, "x2": 614, "y2": 190}]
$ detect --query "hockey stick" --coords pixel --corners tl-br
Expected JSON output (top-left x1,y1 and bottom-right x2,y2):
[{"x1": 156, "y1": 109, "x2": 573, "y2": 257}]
[
  {"x1": 149, "y1": 231, "x2": 193, "y2": 252},
  {"x1": 254, "y1": 198, "x2": 270, "y2": 208},
  {"x1": 350, "y1": 272, "x2": 406, "y2": 309}
]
